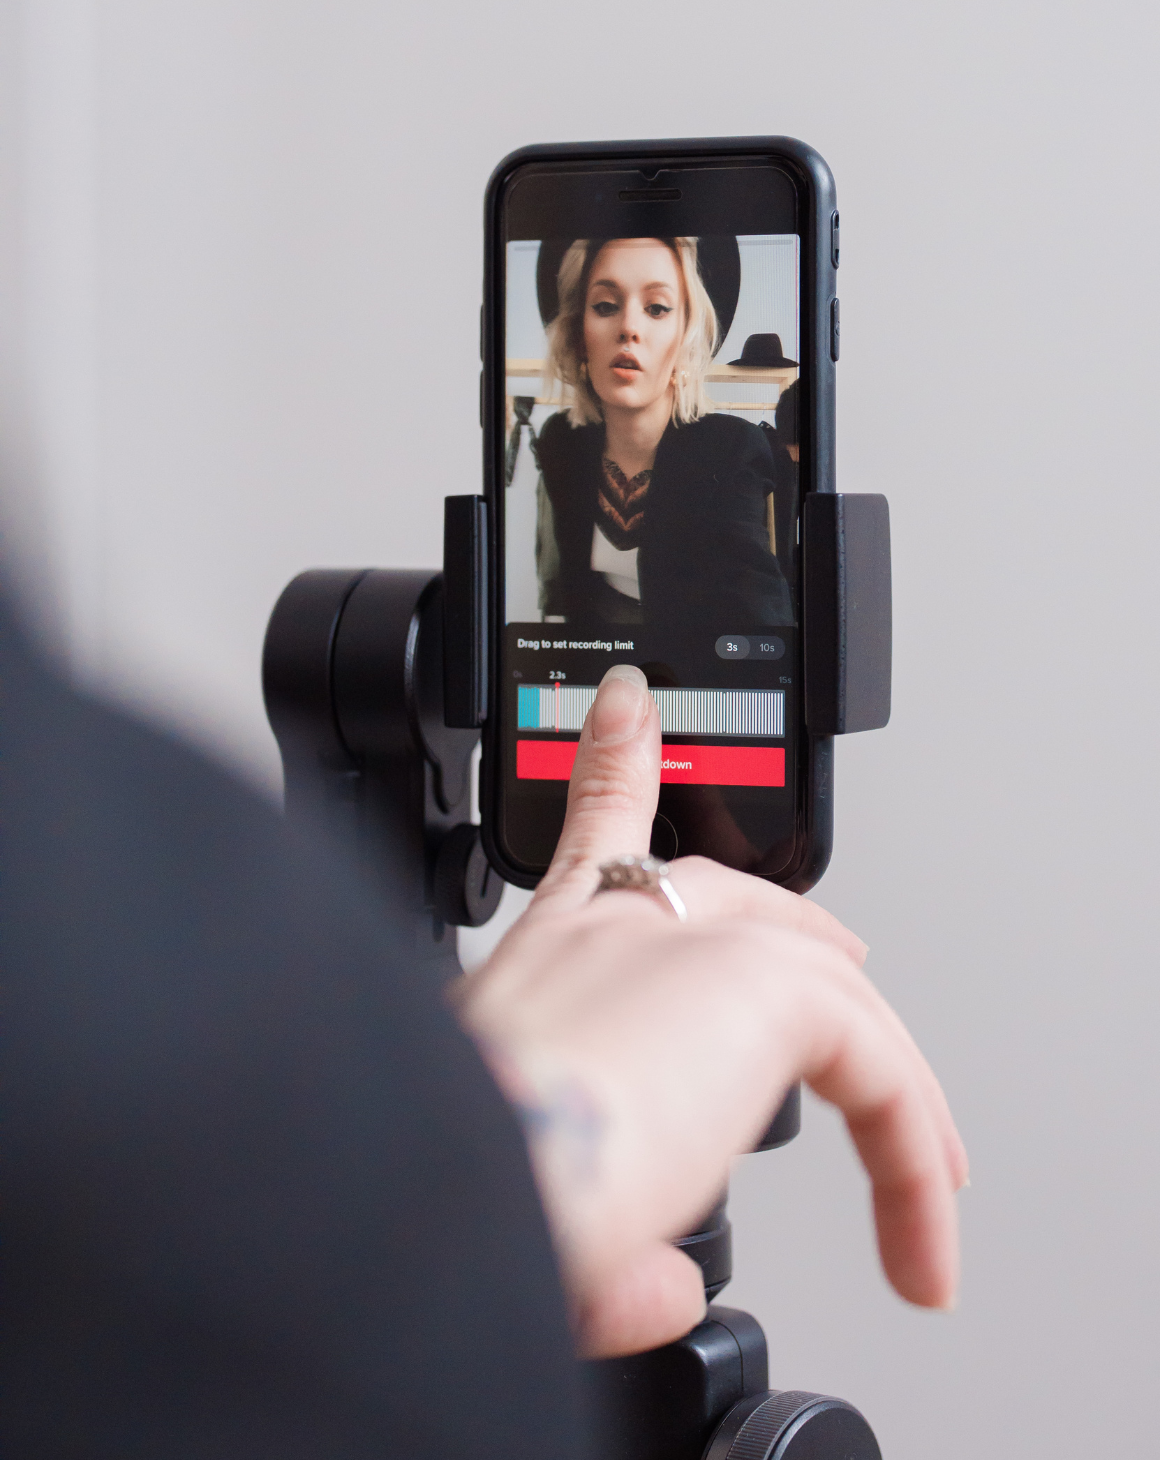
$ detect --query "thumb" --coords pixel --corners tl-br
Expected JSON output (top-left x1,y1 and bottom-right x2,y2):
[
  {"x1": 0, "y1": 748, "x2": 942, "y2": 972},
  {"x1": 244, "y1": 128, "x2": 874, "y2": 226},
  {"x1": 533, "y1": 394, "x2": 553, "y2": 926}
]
[{"x1": 533, "y1": 664, "x2": 660, "y2": 913}]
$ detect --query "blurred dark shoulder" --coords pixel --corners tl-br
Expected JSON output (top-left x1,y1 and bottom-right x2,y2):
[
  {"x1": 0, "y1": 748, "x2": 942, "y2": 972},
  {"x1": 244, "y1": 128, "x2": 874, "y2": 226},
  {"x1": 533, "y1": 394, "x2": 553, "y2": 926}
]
[{"x1": 0, "y1": 591, "x2": 583, "y2": 1460}]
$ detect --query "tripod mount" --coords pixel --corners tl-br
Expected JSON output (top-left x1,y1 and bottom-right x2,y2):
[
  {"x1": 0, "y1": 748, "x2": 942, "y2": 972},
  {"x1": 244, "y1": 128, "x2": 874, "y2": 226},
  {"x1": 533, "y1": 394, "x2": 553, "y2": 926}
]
[{"x1": 262, "y1": 492, "x2": 891, "y2": 1460}]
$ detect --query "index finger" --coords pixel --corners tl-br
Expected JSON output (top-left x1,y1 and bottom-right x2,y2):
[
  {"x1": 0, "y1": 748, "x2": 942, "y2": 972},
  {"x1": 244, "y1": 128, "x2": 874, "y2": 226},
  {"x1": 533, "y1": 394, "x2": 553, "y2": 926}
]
[{"x1": 533, "y1": 665, "x2": 660, "y2": 914}]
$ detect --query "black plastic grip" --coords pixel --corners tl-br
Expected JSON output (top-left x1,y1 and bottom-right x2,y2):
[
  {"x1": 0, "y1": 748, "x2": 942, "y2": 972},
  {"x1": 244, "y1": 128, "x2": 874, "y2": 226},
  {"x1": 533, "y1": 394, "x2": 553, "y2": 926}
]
[
  {"x1": 443, "y1": 495, "x2": 489, "y2": 728},
  {"x1": 803, "y1": 493, "x2": 892, "y2": 735}
]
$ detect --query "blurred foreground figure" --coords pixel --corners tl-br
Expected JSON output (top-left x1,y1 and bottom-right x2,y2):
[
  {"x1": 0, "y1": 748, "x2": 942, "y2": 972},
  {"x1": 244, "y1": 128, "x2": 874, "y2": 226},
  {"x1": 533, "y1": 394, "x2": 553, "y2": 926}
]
[{"x1": 0, "y1": 595, "x2": 584, "y2": 1459}]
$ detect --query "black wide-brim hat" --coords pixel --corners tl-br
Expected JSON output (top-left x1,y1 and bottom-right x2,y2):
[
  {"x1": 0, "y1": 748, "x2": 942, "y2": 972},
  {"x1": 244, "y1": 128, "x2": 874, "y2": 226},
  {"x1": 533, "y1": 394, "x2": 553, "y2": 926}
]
[
  {"x1": 534, "y1": 236, "x2": 741, "y2": 358},
  {"x1": 728, "y1": 333, "x2": 797, "y2": 368}
]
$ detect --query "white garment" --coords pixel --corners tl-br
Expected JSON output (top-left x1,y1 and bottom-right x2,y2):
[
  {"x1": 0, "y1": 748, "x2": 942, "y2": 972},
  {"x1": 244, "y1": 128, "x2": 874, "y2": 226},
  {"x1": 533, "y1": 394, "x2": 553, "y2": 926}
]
[{"x1": 590, "y1": 523, "x2": 641, "y2": 602}]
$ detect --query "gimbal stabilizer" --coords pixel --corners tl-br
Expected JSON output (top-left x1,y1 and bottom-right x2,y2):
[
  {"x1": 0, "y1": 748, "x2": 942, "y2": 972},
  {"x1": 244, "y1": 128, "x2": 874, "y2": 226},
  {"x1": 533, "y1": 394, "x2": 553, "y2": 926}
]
[{"x1": 262, "y1": 491, "x2": 891, "y2": 1460}]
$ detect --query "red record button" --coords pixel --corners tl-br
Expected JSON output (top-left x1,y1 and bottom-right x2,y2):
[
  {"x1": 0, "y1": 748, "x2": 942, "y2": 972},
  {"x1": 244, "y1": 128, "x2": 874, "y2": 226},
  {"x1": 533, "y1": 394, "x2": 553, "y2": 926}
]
[{"x1": 517, "y1": 741, "x2": 785, "y2": 787}]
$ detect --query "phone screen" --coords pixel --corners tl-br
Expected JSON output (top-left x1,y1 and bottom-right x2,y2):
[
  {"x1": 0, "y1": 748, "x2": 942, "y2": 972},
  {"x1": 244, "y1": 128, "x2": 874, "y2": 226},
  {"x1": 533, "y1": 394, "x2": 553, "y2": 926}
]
[{"x1": 493, "y1": 160, "x2": 807, "y2": 877}]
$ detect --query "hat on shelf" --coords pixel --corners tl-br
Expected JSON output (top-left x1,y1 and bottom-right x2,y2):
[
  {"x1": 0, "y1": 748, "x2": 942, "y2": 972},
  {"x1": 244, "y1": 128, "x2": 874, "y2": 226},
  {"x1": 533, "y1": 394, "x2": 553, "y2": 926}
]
[
  {"x1": 535, "y1": 236, "x2": 741, "y2": 357},
  {"x1": 727, "y1": 333, "x2": 798, "y2": 368}
]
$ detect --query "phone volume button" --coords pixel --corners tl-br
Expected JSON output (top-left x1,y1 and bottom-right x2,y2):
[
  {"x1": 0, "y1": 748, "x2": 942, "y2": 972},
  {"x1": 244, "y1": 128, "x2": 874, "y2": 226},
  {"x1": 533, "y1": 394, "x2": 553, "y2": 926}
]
[{"x1": 830, "y1": 298, "x2": 840, "y2": 362}]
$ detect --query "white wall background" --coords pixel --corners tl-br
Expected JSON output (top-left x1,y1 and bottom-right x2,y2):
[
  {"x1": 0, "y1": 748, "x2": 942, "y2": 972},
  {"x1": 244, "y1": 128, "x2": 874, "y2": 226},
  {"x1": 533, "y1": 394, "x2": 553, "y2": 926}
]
[{"x1": 3, "y1": 3, "x2": 1159, "y2": 1455}]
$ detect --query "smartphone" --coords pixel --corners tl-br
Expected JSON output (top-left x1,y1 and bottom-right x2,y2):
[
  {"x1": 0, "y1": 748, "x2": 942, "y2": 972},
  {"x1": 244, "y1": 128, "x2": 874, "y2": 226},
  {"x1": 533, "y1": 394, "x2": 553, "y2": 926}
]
[{"x1": 479, "y1": 137, "x2": 838, "y2": 891}]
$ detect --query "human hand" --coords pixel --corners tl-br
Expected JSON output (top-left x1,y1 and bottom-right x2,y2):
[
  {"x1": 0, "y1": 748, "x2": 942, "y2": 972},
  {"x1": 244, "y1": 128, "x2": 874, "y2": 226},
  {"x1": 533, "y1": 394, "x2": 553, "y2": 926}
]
[{"x1": 456, "y1": 665, "x2": 968, "y2": 1358}]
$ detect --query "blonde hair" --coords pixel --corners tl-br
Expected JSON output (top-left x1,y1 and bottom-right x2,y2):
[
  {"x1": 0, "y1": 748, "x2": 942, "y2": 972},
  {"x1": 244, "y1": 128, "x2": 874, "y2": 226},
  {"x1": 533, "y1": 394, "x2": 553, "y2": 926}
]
[{"x1": 543, "y1": 237, "x2": 718, "y2": 428}]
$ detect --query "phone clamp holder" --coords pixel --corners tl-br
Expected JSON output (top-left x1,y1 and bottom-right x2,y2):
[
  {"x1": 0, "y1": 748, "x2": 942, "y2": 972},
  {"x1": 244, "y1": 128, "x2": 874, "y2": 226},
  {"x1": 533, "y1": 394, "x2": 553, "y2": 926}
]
[{"x1": 261, "y1": 489, "x2": 891, "y2": 1460}]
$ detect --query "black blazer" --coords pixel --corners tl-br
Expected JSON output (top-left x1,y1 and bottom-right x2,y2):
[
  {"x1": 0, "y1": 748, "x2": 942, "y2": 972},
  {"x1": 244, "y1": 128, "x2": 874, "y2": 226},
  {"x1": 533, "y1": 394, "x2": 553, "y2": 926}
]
[{"x1": 537, "y1": 410, "x2": 794, "y2": 627}]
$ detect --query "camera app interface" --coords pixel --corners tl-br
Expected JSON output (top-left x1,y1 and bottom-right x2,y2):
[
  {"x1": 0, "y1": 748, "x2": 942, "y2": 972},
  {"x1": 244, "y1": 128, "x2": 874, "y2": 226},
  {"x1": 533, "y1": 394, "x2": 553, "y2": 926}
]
[{"x1": 501, "y1": 226, "x2": 801, "y2": 874}]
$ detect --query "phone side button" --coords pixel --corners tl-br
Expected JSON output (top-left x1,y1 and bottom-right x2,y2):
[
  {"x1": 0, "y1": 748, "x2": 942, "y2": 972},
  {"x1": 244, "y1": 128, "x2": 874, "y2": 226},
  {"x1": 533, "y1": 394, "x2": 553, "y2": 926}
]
[
  {"x1": 830, "y1": 297, "x2": 841, "y2": 362},
  {"x1": 479, "y1": 370, "x2": 483, "y2": 427}
]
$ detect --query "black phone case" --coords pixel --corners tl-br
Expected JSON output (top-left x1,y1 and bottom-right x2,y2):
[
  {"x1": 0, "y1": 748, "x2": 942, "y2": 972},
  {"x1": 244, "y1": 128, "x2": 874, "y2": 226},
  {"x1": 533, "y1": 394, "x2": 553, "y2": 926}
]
[{"x1": 479, "y1": 136, "x2": 838, "y2": 893}]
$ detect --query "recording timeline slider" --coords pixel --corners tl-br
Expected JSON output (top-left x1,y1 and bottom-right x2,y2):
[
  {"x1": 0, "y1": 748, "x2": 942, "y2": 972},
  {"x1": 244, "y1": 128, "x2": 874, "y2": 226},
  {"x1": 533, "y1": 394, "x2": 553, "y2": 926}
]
[{"x1": 518, "y1": 683, "x2": 785, "y2": 737}]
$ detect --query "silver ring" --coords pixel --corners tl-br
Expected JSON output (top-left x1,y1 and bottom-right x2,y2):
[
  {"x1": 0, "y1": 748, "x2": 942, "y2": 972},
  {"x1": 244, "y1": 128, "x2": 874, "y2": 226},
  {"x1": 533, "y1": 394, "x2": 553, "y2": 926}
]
[{"x1": 594, "y1": 854, "x2": 688, "y2": 922}]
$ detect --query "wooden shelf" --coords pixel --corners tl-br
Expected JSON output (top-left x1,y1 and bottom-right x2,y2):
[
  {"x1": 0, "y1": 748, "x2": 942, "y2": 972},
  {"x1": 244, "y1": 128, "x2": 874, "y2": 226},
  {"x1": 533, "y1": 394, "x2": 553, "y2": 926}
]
[{"x1": 505, "y1": 359, "x2": 797, "y2": 389}]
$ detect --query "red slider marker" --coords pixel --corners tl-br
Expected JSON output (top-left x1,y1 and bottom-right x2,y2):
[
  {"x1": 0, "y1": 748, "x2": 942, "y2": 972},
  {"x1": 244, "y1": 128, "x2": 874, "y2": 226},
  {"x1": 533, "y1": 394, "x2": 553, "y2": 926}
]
[{"x1": 516, "y1": 741, "x2": 785, "y2": 787}]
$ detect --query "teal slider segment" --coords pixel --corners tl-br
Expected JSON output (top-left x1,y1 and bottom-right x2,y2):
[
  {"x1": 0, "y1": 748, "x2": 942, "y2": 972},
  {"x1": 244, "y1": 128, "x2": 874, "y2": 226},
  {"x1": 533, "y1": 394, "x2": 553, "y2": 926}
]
[{"x1": 517, "y1": 683, "x2": 539, "y2": 729}]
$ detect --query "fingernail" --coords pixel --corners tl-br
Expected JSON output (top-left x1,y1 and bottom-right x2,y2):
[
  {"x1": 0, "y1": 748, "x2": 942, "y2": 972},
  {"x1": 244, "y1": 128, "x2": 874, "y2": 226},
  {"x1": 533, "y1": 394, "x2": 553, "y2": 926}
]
[{"x1": 590, "y1": 664, "x2": 649, "y2": 745}]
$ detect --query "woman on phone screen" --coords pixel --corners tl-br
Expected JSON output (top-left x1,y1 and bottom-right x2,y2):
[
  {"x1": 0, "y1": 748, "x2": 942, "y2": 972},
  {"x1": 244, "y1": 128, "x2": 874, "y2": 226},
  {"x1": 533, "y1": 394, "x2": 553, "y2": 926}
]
[{"x1": 534, "y1": 236, "x2": 793, "y2": 628}]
